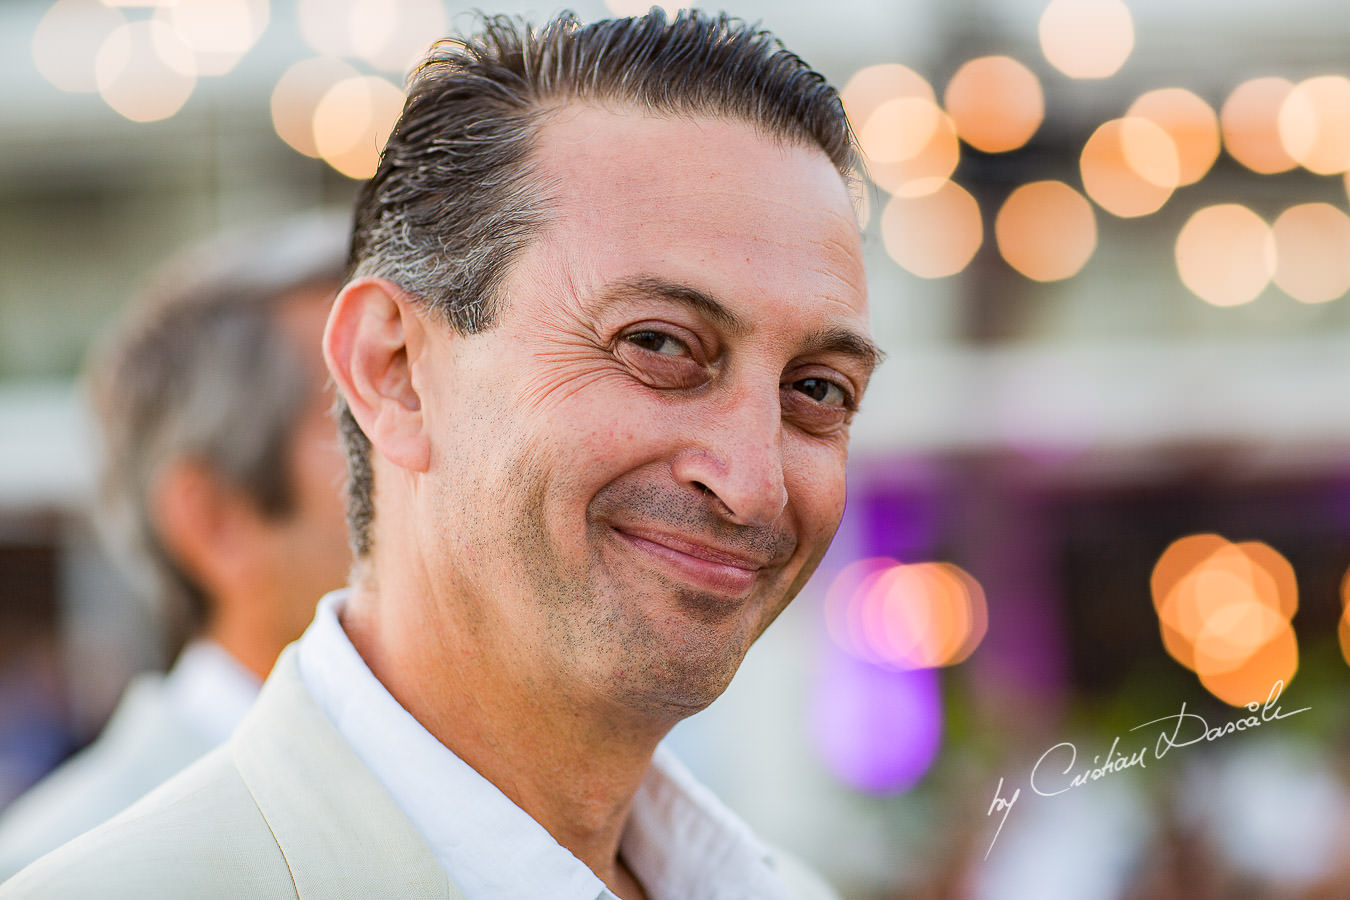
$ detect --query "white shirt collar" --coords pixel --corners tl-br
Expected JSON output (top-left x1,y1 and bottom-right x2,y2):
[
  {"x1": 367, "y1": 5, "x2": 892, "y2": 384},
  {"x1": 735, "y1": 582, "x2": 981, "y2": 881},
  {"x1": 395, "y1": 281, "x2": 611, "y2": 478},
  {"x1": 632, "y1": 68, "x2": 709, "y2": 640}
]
[
  {"x1": 163, "y1": 639, "x2": 262, "y2": 745},
  {"x1": 297, "y1": 590, "x2": 795, "y2": 900}
]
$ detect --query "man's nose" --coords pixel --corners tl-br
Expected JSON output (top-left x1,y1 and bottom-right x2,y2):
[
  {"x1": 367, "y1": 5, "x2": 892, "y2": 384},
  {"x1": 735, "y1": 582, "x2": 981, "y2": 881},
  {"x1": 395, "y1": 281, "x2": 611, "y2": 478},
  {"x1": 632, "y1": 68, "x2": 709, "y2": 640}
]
[{"x1": 669, "y1": 385, "x2": 788, "y2": 528}]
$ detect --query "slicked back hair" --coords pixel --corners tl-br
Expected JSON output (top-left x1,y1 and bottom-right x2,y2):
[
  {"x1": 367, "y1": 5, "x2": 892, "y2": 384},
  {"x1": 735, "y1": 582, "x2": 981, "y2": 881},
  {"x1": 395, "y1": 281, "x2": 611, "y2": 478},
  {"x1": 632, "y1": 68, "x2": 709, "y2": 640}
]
[
  {"x1": 340, "y1": 7, "x2": 856, "y2": 556},
  {"x1": 88, "y1": 213, "x2": 348, "y2": 655}
]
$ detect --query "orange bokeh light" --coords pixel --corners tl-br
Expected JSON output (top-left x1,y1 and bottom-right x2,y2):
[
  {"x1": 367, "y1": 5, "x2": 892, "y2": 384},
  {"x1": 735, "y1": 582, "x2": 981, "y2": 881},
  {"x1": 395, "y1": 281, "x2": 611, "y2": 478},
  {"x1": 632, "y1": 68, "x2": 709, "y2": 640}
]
[
  {"x1": 1175, "y1": 204, "x2": 1275, "y2": 307},
  {"x1": 95, "y1": 20, "x2": 197, "y2": 123},
  {"x1": 943, "y1": 56, "x2": 1044, "y2": 153},
  {"x1": 1199, "y1": 623, "x2": 1298, "y2": 708},
  {"x1": 1340, "y1": 569, "x2": 1350, "y2": 669},
  {"x1": 1278, "y1": 75, "x2": 1350, "y2": 175},
  {"x1": 272, "y1": 57, "x2": 361, "y2": 159},
  {"x1": 863, "y1": 98, "x2": 960, "y2": 197},
  {"x1": 1126, "y1": 88, "x2": 1220, "y2": 186},
  {"x1": 1271, "y1": 202, "x2": 1350, "y2": 304},
  {"x1": 1151, "y1": 534, "x2": 1300, "y2": 707},
  {"x1": 995, "y1": 180, "x2": 1096, "y2": 282},
  {"x1": 1222, "y1": 77, "x2": 1298, "y2": 174},
  {"x1": 1081, "y1": 118, "x2": 1178, "y2": 217},
  {"x1": 1038, "y1": 0, "x2": 1134, "y2": 80},
  {"x1": 312, "y1": 74, "x2": 406, "y2": 179},
  {"x1": 880, "y1": 181, "x2": 983, "y2": 279},
  {"x1": 840, "y1": 63, "x2": 935, "y2": 132}
]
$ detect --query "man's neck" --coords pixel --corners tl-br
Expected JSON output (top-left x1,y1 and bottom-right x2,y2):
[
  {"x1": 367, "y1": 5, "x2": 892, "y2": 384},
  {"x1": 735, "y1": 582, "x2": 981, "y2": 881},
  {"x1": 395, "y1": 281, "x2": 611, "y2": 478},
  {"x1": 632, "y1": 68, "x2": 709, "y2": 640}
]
[{"x1": 340, "y1": 586, "x2": 666, "y2": 898}]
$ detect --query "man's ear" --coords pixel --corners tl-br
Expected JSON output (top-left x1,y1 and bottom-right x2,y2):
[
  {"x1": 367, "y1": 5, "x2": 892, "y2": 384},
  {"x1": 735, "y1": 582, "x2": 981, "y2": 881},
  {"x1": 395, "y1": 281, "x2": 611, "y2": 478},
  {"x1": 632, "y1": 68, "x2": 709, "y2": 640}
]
[
  {"x1": 324, "y1": 277, "x2": 431, "y2": 473},
  {"x1": 151, "y1": 460, "x2": 257, "y2": 602}
]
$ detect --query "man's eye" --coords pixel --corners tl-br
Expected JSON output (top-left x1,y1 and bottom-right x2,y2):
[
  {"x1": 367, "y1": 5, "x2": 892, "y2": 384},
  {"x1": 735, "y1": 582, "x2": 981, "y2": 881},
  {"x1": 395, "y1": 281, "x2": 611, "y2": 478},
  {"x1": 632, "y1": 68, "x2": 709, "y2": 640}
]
[
  {"x1": 792, "y1": 377, "x2": 849, "y2": 407},
  {"x1": 625, "y1": 331, "x2": 689, "y2": 356}
]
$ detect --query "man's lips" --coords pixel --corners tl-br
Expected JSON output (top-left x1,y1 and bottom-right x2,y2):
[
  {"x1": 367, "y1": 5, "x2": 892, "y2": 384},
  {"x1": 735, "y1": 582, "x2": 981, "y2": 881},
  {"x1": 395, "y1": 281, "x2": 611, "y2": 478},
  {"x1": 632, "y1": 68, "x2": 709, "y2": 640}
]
[{"x1": 611, "y1": 526, "x2": 769, "y2": 597}]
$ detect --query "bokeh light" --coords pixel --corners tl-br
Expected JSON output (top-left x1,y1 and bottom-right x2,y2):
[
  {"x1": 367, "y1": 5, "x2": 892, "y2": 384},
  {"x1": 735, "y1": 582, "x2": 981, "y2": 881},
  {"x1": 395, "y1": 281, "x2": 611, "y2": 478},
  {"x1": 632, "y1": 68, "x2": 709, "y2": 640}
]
[
  {"x1": 812, "y1": 650, "x2": 942, "y2": 794},
  {"x1": 840, "y1": 63, "x2": 936, "y2": 132},
  {"x1": 1126, "y1": 88, "x2": 1220, "y2": 186},
  {"x1": 825, "y1": 557, "x2": 988, "y2": 669},
  {"x1": 312, "y1": 74, "x2": 406, "y2": 179},
  {"x1": 1151, "y1": 535, "x2": 1299, "y2": 707},
  {"x1": 1038, "y1": 0, "x2": 1134, "y2": 80},
  {"x1": 1198, "y1": 622, "x2": 1298, "y2": 708},
  {"x1": 348, "y1": 0, "x2": 447, "y2": 74},
  {"x1": 880, "y1": 181, "x2": 983, "y2": 279},
  {"x1": 1339, "y1": 567, "x2": 1350, "y2": 668},
  {"x1": 1271, "y1": 203, "x2": 1350, "y2": 304},
  {"x1": 1080, "y1": 118, "x2": 1178, "y2": 217},
  {"x1": 154, "y1": 0, "x2": 269, "y2": 77},
  {"x1": 95, "y1": 21, "x2": 198, "y2": 123},
  {"x1": 995, "y1": 180, "x2": 1097, "y2": 281},
  {"x1": 297, "y1": 0, "x2": 359, "y2": 57},
  {"x1": 1222, "y1": 77, "x2": 1299, "y2": 174},
  {"x1": 1175, "y1": 204, "x2": 1275, "y2": 307},
  {"x1": 604, "y1": 0, "x2": 683, "y2": 14},
  {"x1": 943, "y1": 56, "x2": 1044, "y2": 153},
  {"x1": 1278, "y1": 75, "x2": 1350, "y2": 175},
  {"x1": 860, "y1": 98, "x2": 960, "y2": 197},
  {"x1": 32, "y1": 0, "x2": 126, "y2": 94},
  {"x1": 272, "y1": 57, "x2": 362, "y2": 158}
]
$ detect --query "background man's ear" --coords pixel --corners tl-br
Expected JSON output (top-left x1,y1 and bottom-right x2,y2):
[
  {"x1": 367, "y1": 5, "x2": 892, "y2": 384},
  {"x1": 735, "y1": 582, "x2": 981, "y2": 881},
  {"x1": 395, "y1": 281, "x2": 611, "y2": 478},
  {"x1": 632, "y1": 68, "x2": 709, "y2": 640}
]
[
  {"x1": 324, "y1": 277, "x2": 431, "y2": 473},
  {"x1": 151, "y1": 460, "x2": 260, "y2": 602}
]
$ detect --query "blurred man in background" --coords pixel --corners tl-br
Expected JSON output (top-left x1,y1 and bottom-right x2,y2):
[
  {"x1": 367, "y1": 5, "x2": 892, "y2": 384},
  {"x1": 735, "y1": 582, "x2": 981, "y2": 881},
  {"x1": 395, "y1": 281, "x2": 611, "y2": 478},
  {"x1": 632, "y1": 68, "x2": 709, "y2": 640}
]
[{"x1": 0, "y1": 213, "x2": 352, "y2": 878}]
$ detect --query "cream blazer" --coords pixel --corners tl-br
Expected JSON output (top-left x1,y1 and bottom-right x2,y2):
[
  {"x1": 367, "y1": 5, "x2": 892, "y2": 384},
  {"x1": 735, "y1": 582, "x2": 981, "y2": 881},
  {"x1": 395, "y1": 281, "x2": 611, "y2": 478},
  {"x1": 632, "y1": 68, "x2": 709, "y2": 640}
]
[
  {"x1": 0, "y1": 672, "x2": 216, "y2": 881},
  {"x1": 1, "y1": 648, "x2": 836, "y2": 899},
  {"x1": 1, "y1": 648, "x2": 458, "y2": 899}
]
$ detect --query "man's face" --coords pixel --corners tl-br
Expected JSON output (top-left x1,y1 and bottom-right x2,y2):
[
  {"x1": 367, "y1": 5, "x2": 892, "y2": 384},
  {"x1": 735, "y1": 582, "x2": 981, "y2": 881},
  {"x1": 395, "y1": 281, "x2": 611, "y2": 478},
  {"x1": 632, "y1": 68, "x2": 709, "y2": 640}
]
[{"x1": 412, "y1": 106, "x2": 873, "y2": 719}]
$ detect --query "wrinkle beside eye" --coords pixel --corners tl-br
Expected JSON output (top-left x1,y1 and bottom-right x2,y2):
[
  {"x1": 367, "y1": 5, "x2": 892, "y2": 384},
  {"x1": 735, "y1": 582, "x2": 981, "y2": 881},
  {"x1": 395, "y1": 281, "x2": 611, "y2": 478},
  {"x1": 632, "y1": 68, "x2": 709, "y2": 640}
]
[{"x1": 613, "y1": 336, "x2": 711, "y2": 391}]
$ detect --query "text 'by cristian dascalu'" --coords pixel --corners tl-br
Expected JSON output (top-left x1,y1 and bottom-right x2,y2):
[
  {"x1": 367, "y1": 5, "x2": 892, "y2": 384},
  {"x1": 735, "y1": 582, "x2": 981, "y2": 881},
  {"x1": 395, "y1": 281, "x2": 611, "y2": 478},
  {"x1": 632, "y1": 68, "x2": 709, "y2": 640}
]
[{"x1": 982, "y1": 680, "x2": 1310, "y2": 859}]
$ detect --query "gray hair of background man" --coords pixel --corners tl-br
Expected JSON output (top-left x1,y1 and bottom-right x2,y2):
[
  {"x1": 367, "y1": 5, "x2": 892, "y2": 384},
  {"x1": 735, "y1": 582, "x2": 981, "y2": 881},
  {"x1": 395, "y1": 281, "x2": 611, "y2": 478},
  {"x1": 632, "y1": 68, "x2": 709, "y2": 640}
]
[
  {"x1": 339, "y1": 7, "x2": 858, "y2": 556},
  {"x1": 87, "y1": 212, "x2": 349, "y2": 655}
]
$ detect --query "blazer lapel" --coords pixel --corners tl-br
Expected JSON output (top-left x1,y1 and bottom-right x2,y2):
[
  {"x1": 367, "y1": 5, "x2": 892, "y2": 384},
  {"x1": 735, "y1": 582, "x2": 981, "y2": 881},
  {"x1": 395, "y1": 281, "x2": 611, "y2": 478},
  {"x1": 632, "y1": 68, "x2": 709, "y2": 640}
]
[{"x1": 231, "y1": 649, "x2": 465, "y2": 899}]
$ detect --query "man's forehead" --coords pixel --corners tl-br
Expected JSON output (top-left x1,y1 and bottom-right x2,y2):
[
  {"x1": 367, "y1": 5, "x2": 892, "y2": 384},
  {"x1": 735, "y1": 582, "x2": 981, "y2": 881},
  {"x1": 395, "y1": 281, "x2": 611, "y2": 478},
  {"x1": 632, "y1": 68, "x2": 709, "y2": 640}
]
[{"x1": 532, "y1": 102, "x2": 850, "y2": 201}]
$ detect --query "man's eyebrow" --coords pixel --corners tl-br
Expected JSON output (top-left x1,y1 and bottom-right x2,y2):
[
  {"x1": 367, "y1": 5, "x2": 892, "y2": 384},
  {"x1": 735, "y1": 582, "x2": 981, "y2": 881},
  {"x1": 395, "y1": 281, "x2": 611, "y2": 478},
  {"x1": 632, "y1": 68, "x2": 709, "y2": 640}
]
[
  {"x1": 799, "y1": 325, "x2": 885, "y2": 377},
  {"x1": 600, "y1": 276, "x2": 748, "y2": 336},
  {"x1": 599, "y1": 275, "x2": 883, "y2": 373}
]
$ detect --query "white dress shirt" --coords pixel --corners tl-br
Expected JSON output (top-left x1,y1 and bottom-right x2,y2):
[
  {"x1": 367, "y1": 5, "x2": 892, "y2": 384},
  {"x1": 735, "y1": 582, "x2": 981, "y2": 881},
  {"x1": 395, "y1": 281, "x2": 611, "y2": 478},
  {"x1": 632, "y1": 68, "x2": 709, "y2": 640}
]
[
  {"x1": 297, "y1": 590, "x2": 801, "y2": 900},
  {"x1": 163, "y1": 640, "x2": 261, "y2": 746}
]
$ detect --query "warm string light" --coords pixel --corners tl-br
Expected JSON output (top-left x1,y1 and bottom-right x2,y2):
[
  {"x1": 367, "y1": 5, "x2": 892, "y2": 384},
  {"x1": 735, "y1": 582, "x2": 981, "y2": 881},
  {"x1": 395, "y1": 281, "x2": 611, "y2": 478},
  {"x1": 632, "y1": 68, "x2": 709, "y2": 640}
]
[
  {"x1": 33, "y1": 0, "x2": 270, "y2": 123},
  {"x1": 1175, "y1": 204, "x2": 1275, "y2": 307},
  {"x1": 995, "y1": 181, "x2": 1097, "y2": 281},
  {"x1": 1038, "y1": 0, "x2": 1135, "y2": 80},
  {"x1": 32, "y1": 0, "x2": 424, "y2": 178},
  {"x1": 1151, "y1": 534, "x2": 1299, "y2": 707},
  {"x1": 1339, "y1": 568, "x2": 1350, "y2": 669},
  {"x1": 944, "y1": 56, "x2": 1044, "y2": 153}
]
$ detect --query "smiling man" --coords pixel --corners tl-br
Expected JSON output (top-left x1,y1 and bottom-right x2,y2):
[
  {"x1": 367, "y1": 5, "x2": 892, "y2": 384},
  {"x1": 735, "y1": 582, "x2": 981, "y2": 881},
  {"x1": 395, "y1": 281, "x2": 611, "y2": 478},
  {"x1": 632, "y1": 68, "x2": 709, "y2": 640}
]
[{"x1": 2, "y1": 10, "x2": 877, "y2": 899}]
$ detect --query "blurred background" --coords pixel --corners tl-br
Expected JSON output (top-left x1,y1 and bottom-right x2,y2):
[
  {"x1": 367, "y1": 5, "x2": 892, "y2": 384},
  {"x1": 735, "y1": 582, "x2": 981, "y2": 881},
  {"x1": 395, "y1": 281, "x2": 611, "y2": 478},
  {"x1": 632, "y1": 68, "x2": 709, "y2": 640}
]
[{"x1": 3, "y1": 0, "x2": 1350, "y2": 897}]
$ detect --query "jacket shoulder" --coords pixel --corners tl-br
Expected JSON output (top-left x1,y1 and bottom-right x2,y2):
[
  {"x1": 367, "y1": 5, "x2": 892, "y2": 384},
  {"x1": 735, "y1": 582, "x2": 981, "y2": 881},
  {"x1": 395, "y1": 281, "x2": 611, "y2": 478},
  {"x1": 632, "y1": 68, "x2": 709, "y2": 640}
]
[
  {"x1": 0, "y1": 745, "x2": 295, "y2": 899},
  {"x1": 0, "y1": 675, "x2": 214, "y2": 881}
]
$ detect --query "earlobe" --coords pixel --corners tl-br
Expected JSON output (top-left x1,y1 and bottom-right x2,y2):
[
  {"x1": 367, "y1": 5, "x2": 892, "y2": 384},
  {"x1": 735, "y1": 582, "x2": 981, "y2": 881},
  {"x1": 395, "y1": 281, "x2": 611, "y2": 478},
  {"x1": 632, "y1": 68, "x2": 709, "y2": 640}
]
[{"x1": 323, "y1": 277, "x2": 431, "y2": 473}]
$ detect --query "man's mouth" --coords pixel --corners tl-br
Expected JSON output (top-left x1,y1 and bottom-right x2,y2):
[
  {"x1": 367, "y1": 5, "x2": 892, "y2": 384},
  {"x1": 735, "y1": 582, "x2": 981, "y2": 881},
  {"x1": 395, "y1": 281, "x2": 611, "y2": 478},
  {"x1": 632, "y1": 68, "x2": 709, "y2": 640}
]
[{"x1": 611, "y1": 525, "x2": 768, "y2": 598}]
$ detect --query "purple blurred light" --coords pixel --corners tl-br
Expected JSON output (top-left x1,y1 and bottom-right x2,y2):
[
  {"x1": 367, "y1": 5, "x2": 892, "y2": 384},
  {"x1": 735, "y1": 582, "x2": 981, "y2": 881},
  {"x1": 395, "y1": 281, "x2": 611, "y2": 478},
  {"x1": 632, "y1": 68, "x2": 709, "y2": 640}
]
[{"x1": 811, "y1": 644, "x2": 942, "y2": 794}]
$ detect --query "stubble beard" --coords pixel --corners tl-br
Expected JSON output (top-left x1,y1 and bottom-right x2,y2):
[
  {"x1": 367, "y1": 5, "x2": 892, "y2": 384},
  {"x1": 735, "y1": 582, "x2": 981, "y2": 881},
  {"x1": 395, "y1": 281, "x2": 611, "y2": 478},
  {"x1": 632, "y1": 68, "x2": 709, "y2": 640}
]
[{"x1": 495, "y1": 450, "x2": 798, "y2": 721}]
